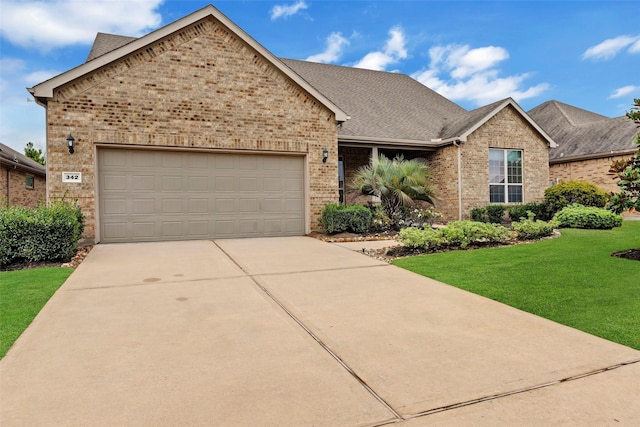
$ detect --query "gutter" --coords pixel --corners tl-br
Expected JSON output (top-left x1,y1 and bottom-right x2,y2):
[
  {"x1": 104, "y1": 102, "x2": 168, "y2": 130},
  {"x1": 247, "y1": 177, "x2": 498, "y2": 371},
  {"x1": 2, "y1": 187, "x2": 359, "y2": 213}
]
[
  {"x1": 338, "y1": 135, "x2": 463, "y2": 148},
  {"x1": 549, "y1": 148, "x2": 637, "y2": 165}
]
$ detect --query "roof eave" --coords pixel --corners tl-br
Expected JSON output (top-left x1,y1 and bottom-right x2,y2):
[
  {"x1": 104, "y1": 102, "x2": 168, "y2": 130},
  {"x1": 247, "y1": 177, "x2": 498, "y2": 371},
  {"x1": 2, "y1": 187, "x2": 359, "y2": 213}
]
[
  {"x1": 338, "y1": 134, "x2": 459, "y2": 148},
  {"x1": 28, "y1": 5, "x2": 349, "y2": 122},
  {"x1": 549, "y1": 148, "x2": 637, "y2": 164}
]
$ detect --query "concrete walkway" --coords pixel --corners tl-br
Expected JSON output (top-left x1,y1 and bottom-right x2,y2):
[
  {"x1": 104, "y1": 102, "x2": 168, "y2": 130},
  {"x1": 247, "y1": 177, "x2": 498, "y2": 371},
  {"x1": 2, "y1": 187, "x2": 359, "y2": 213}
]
[{"x1": 2, "y1": 237, "x2": 639, "y2": 426}]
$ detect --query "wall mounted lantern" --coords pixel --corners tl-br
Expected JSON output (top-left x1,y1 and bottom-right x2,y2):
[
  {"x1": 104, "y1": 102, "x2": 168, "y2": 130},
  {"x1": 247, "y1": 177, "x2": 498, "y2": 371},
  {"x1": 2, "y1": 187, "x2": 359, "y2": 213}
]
[
  {"x1": 66, "y1": 134, "x2": 75, "y2": 154},
  {"x1": 322, "y1": 147, "x2": 328, "y2": 163}
]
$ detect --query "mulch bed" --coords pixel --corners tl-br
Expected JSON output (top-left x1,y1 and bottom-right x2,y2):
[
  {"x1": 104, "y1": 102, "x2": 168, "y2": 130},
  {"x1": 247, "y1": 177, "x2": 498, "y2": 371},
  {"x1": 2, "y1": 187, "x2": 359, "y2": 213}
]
[
  {"x1": 611, "y1": 248, "x2": 640, "y2": 261},
  {"x1": 1, "y1": 245, "x2": 93, "y2": 271}
]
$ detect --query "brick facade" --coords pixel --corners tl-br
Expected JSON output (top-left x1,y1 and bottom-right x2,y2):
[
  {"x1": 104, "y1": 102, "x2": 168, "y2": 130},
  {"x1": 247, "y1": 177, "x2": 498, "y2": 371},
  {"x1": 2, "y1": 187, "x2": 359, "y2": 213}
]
[
  {"x1": 338, "y1": 107, "x2": 550, "y2": 223},
  {"x1": 45, "y1": 17, "x2": 338, "y2": 240},
  {"x1": 549, "y1": 154, "x2": 633, "y2": 193},
  {"x1": 430, "y1": 106, "x2": 550, "y2": 221},
  {"x1": 1, "y1": 166, "x2": 46, "y2": 208}
]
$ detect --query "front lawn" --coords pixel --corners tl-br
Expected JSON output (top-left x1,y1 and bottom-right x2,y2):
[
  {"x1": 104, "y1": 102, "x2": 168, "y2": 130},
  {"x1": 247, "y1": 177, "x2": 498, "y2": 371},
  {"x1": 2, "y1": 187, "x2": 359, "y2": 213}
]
[
  {"x1": 393, "y1": 221, "x2": 640, "y2": 350},
  {"x1": 0, "y1": 267, "x2": 73, "y2": 358}
]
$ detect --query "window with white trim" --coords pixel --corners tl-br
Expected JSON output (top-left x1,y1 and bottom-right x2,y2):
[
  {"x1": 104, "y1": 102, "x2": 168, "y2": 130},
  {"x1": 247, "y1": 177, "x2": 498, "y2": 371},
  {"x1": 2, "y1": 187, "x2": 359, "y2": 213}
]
[{"x1": 489, "y1": 148, "x2": 522, "y2": 203}]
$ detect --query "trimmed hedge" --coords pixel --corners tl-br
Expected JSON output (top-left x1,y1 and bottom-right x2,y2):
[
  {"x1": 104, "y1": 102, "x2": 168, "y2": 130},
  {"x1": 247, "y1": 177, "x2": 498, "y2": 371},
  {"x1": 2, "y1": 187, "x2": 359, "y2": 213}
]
[
  {"x1": 544, "y1": 181, "x2": 607, "y2": 215},
  {"x1": 553, "y1": 205, "x2": 623, "y2": 230},
  {"x1": 470, "y1": 205, "x2": 506, "y2": 224},
  {"x1": 320, "y1": 203, "x2": 372, "y2": 234},
  {"x1": 507, "y1": 202, "x2": 546, "y2": 222},
  {"x1": 0, "y1": 201, "x2": 84, "y2": 267}
]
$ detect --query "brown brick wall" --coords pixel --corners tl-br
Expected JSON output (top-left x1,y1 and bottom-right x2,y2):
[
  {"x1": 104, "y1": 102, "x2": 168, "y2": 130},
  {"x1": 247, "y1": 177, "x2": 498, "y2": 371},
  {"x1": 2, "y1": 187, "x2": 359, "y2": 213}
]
[
  {"x1": 461, "y1": 106, "x2": 549, "y2": 219},
  {"x1": 1, "y1": 166, "x2": 46, "y2": 208},
  {"x1": 428, "y1": 146, "x2": 459, "y2": 221},
  {"x1": 549, "y1": 154, "x2": 633, "y2": 193},
  {"x1": 428, "y1": 106, "x2": 550, "y2": 222},
  {"x1": 45, "y1": 17, "x2": 338, "y2": 240}
]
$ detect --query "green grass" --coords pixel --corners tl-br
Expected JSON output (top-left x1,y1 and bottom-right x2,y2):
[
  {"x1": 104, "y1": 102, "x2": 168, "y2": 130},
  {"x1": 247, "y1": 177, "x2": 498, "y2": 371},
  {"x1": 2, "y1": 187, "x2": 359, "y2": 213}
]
[
  {"x1": 0, "y1": 267, "x2": 73, "y2": 358},
  {"x1": 393, "y1": 221, "x2": 640, "y2": 350}
]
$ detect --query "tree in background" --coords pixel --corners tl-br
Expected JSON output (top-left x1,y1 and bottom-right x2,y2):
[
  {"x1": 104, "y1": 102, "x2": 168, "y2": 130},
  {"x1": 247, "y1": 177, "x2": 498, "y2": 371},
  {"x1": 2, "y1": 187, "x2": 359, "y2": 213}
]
[
  {"x1": 608, "y1": 99, "x2": 640, "y2": 214},
  {"x1": 24, "y1": 142, "x2": 46, "y2": 166}
]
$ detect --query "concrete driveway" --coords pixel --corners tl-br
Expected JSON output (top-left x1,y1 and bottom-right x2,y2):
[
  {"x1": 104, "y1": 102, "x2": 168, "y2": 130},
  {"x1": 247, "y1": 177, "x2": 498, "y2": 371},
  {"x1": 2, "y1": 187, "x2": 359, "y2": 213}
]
[{"x1": 2, "y1": 237, "x2": 639, "y2": 426}]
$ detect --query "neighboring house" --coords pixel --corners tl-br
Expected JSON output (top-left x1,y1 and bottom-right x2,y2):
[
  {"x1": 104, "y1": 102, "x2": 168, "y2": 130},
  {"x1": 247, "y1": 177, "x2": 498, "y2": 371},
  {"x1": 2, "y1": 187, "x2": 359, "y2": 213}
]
[
  {"x1": 0, "y1": 142, "x2": 46, "y2": 208},
  {"x1": 529, "y1": 100, "x2": 638, "y2": 193},
  {"x1": 28, "y1": 4, "x2": 555, "y2": 244}
]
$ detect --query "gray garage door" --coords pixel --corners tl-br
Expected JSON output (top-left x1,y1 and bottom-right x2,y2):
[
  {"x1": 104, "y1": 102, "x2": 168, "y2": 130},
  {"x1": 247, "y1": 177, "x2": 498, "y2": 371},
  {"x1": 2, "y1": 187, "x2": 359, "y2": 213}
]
[{"x1": 98, "y1": 148, "x2": 305, "y2": 243}]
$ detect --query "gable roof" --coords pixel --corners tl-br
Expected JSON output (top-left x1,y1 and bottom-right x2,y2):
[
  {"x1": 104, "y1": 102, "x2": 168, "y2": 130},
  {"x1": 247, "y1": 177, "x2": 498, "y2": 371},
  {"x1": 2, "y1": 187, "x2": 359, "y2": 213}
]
[
  {"x1": 441, "y1": 98, "x2": 557, "y2": 147},
  {"x1": 529, "y1": 100, "x2": 637, "y2": 161},
  {"x1": 0, "y1": 143, "x2": 46, "y2": 176},
  {"x1": 28, "y1": 5, "x2": 348, "y2": 122}
]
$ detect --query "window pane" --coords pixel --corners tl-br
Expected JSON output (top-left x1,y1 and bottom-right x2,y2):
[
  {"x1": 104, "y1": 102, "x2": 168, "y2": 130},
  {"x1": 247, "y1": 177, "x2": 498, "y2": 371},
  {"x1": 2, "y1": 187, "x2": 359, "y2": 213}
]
[
  {"x1": 507, "y1": 150, "x2": 522, "y2": 184},
  {"x1": 26, "y1": 175, "x2": 34, "y2": 189},
  {"x1": 490, "y1": 185, "x2": 505, "y2": 203},
  {"x1": 508, "y1": 185, "x2": 523, "y2": 203},
  {"x1": 489, "y1": 149, "x2": 505, "y2": 183}
]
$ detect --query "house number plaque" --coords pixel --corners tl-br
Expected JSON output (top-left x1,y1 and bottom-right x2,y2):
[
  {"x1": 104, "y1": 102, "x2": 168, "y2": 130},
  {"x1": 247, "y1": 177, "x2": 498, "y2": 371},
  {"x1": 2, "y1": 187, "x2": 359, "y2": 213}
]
[{"x1": 62, "y1": 172, "x2": 82, "y2": 183}]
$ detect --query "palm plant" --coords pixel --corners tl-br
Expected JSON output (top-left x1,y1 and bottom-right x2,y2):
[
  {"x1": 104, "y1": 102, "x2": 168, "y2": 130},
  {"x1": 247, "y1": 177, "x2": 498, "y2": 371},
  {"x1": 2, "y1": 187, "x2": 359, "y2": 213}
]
[{"x1": 351, "y1": 155, "x2": 435, "y2": 216}]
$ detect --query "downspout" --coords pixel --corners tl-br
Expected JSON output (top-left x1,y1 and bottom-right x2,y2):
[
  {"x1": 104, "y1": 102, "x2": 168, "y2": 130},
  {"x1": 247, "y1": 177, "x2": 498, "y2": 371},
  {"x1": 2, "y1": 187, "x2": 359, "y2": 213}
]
[
  {"x1": 453, "y1": 141, "x2": 462, "y2": 221},
  {"x1": 5, "y1": 168, "x2": 9, "y2": 207}
]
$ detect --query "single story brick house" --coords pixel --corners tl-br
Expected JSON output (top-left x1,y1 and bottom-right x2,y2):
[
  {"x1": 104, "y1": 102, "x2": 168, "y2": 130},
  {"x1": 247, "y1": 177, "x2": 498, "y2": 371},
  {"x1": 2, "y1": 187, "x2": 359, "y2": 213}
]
[
  {"x1": 529, "y1": 100, "x2": 638, "y2": 194},
  {"x1": 29, "y1": 4, "x2": 557, "y2": 243},
  {"x1": 0, "y1": 142, "x2": 46, "y2": 208}
]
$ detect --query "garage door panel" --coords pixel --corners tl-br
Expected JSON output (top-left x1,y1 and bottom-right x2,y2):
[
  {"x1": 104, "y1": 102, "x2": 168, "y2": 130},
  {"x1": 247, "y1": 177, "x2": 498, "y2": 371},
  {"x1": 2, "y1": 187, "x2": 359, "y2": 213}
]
[
  {"x1": 133, "y1": 222, "x2": 156, "y2": 238},
  {"x1": 161, "y1": 176, "x2": 183, "y2": 191},
  {"x1": 99, "y1": 149, "x2": 305, "y2": 242},
  {"x1": 103, "y1": 175, "x2": 127, "y2": 191},
  {"x1": 215, "y1": 176, "x2": 235, "y2": 191}
]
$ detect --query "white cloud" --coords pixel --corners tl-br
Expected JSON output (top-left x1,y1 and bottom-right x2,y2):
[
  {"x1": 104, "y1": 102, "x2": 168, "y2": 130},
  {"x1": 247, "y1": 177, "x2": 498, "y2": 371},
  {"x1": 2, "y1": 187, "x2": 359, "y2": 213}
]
[
  {"x1": 412, "y1": 43, "x2": 549, "y2": 106},
  {"x1": 353, "y1": 26, "x2": 407, "y2": 71},
  {"x1": 0, "y1": 0, "x2": 163, "y2": 50},
  {"x1": 306, "y1": 32, "x2": 349, "y2": 63},
  {"x1": 582, "y1": 35, "x2": 640, "y2": 60},
  {"x1": 271, "y1": 1, "x2": 308, "y2": 21},
  {"x1": 609, "y1": 85, "x2": 639, "y2": 99},
  {"x1": 24, "y1": 70, "x2": 61, "y2": 85}
]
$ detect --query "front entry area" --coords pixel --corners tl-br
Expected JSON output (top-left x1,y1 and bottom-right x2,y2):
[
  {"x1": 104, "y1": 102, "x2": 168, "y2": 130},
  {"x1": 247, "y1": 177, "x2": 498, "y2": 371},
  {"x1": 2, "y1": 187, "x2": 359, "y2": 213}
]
[{"x1": 97, "y1": 148, "x2": 305, "y2": 243}]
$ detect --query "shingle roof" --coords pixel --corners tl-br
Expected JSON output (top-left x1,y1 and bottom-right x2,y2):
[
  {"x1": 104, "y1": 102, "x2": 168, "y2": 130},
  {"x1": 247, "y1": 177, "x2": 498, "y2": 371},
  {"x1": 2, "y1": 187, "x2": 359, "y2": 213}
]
[
  {"x1": 86, "y1": 33, "x2": 137, "y2": 62},
  {"x1": 528, "y1": 100, "x2": 637, "y2": 161},
  {"x1": 282, "y1": 59, "x2": 467, "y2": 144},
  {"x1": 59, "y1": 29, "x2": 558, "y2": 149},
  {"x1": 0, "y1": 143, "x2": 46, "y2": 176}
]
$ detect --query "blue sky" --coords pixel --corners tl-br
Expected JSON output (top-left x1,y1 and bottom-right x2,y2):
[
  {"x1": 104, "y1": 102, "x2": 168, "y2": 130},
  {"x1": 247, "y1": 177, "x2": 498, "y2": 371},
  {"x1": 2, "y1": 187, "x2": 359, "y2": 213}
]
[{"x1": 1, "y1": 0, "x2": 638, "y2": 154}]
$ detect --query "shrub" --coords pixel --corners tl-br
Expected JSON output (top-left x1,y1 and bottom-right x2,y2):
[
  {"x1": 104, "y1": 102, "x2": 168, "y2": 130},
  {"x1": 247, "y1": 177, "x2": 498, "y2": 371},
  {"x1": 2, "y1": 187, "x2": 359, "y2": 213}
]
[
  {"x1": 470, "y1": 207, "x2": 488, "y2": 223},
  {"x1": 320, "y1": 203, "x2": 372, "y2": 234},
  {"x1": 470, "y1": 205, "x2": 506, "y2": 223},
  {"x1": 544, "y1": 181, "x2": 607, "y2": 216},
  {"x1": 486, "y1": 205, "x2": 506, "y2": 224},
  {"x1": 0, "y1": 201, "x2": 84, "y2": 267},
  {"x1": 442, "y1": 221, "x2": 511, "y2": 248},
  {"x1": 507, "y1": 202, "x2": 545, "y2": 222},
  {"x1": 398, "y1": 226, "x2": 444, "y2": 250},
  {"x1": 399, "y1": 221, "x2": 510, "y2": 250},
  {"x1": 370, "y1": 205, "x2": 392, "y2": 232},
  {"x1": 511, "y1": 214, "x2": 557, "y2": 240},
  {"x1": 554, "y1": 205, "x2": 623, "y2": 230}
]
